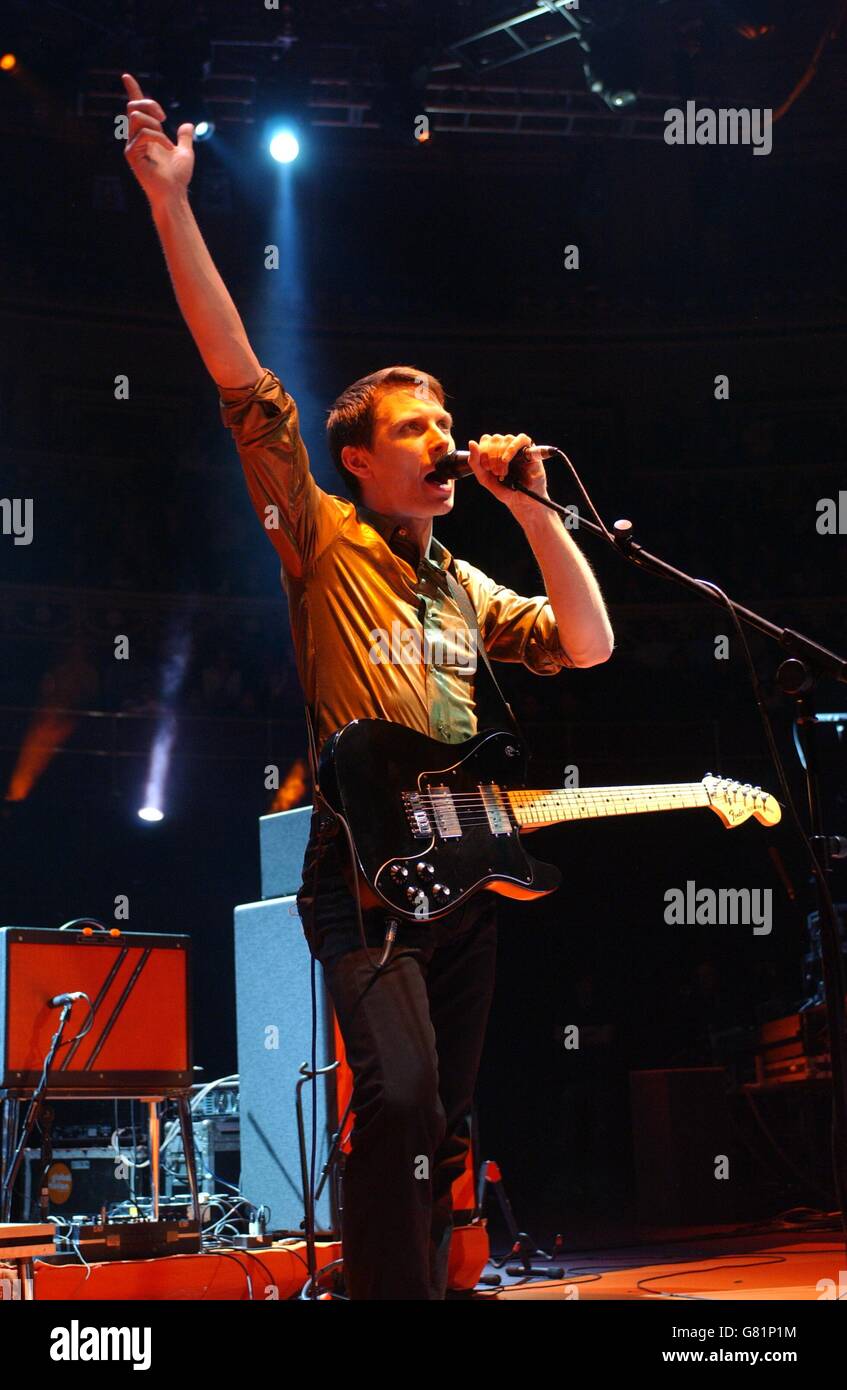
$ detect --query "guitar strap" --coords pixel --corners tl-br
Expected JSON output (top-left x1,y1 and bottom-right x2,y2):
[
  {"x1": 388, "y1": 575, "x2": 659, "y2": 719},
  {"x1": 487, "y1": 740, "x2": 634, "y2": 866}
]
[
  {"x1": 443, "y1": 558, "x2": 524, "y2": 741},
  {"x1": 303, "y1": 697, "x2": 322, "y2": 800}
]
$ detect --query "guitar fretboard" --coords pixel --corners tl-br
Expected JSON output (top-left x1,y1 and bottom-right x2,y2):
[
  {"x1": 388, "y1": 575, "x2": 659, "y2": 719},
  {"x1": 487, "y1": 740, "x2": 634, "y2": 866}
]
[{"x1": 507, "y1": 783, "x2": 711, "y2": 828}]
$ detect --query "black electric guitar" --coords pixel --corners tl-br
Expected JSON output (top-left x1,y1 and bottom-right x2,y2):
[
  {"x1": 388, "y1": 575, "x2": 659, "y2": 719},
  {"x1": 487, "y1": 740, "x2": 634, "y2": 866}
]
[{"x1": 317, "y1": 718, "x2": 782, "y2": 923}]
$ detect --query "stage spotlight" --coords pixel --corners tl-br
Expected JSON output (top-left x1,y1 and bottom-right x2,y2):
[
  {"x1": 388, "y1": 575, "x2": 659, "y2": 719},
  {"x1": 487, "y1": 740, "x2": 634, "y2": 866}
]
[
  {"x1": 269, "y1": 129, "x2": 300, "y2": 164},
  {"x1": 583, "y1": 57, "x2": 637, "y2": 111},
  {"x1": 140, "y1": 709, "x2": 179, "y2": 827},
  {"x1": 0, "y1": 53, "x2": 17, "y2": 71},
  {"x1": 136, "y1": 629, "x2": 190, "y2": 826},
  {"x1": 581, "y1": 19, "x2": 646, "y2": 112},
  {"x1": 194, "y1": 119, "x2": 214, "y2": 141},
  {"x1": 719, "y1": 1, "x2": 777, "y2": 39}
]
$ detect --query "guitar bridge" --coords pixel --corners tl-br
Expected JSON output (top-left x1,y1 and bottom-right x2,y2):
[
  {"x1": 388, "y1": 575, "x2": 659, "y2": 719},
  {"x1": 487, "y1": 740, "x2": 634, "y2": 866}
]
[
  {"x1": 403, "y1": 786, "x2": 462, "y2": 840},
  {"x1": 403, "y1": 791, "x2": 433, "y2": 839}
]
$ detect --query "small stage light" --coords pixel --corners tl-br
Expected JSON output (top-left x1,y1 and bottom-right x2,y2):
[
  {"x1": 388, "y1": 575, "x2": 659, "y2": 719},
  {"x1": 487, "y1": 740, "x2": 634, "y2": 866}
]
[
  {"x1": 138, "y1": 806, "x2": 164, "y2": 823},
  {"x1": 0, "y1": 53, "x2": 17, "y2": 71},
  {"x1": 269, "y1": 129, "x2": 300, "y2": 164},
  {"x1": 194, "y1": 119, "x2": 214, "y2": 141}
]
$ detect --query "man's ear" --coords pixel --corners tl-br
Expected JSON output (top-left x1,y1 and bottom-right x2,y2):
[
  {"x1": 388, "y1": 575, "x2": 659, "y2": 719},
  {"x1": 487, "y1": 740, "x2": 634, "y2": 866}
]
[{"x1": 340, "y1": 443, "x2": 371, "y2": 484}]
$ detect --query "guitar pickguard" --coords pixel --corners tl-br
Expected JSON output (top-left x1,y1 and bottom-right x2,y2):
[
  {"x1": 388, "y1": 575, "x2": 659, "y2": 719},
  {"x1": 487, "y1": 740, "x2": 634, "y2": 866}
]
[{"x1": 321, "y1": 720, "x2": 559, "y2": 922}]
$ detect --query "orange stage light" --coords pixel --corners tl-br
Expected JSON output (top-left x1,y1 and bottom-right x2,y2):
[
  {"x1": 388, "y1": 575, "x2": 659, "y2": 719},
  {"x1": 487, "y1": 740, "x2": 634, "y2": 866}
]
[
  {"x1": 0, "y1": 54, "x2": 17, "y2": 71},
  {"x1": 268, "y1": 757, "x2": 309, "y2": 812},
  {"x1": 4, "y1": 710, "x2": 77, "y2": 802}
]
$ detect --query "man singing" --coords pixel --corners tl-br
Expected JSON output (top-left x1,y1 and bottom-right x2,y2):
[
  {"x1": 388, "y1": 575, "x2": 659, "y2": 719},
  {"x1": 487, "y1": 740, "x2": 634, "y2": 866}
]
[{"x1": 121, "y1": 72, "x2": 614, "y2": 1300}]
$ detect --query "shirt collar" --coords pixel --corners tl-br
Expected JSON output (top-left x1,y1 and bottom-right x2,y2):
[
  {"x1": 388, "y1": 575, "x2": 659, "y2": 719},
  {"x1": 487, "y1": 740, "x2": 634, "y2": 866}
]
[{"x1": 355, "y1": 503, "x2": 452, "y2": 572}]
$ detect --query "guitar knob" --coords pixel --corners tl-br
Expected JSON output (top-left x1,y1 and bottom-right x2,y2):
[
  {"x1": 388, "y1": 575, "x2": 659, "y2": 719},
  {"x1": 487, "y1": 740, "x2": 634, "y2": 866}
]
[
  {"x1": 432, "y1": 884, "x2": 451, "y2": 901},
  {"x1": 406, "y1": 887, "x2": 425, "y2": 904},
  {"x1": 416, "y1": 862, "x2": 435, "y2": 880},
  {"x1": 389, "y1": 863, "x2": 409, "y2": 883}
]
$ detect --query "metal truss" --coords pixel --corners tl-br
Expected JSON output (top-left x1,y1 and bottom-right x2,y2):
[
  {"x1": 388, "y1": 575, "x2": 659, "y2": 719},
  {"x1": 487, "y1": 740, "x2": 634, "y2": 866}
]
[
  {"x1": 307, "y1": 76, "x2": 674, "y2": 140},
  {"x1": 80, "y1": 66, "x2": 676, "y2": 141},
  {"x1": 441, "y1": 1, "x2": 587, "y2": 75}
]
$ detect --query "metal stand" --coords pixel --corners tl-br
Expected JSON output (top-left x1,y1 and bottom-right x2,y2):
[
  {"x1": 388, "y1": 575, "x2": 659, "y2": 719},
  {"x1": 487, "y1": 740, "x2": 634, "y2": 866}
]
[
  {"x1": 1, "y1": 1090, "x2": 201, "y2": 1227},
  {"x1": 503, "y1": 457, "x2": 847, "y2": 1242},
  {"x1": 477, "y1": 1158, "x2": 565, "y2": 1283}
]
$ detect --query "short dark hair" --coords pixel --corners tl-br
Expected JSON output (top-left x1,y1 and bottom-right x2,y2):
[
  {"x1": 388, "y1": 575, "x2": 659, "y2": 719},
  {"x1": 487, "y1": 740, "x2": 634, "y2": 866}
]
[{"x1": 326, "y1": 366, "x2": 446, "y2": 500}]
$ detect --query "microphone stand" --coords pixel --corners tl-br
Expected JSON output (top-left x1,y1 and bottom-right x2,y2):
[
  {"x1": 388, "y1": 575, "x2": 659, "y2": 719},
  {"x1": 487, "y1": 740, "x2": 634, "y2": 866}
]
[{"x1": 503, "y1": 465, "x2": 847, "y2": 1244}]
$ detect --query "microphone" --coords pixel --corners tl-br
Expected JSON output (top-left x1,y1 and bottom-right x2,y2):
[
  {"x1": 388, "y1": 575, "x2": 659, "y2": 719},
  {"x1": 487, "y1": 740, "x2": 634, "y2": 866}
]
[{"x1": 428, "y1": 444, "x2": 556, "y2": 483}]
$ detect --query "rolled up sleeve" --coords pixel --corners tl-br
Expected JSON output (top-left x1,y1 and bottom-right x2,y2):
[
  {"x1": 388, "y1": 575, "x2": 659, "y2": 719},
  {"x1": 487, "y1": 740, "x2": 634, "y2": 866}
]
[
  {"x1": 220, "y1": 369, "x2": 342, "y2": 578},
  {"x1": 452, "y1": 558, "x2": 574, "y2": 674}
]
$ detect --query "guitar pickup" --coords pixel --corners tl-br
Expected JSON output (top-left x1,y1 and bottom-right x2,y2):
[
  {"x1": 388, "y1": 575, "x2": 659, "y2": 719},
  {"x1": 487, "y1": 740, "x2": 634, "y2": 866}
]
[
  {"x1": 479, "y1": 784, "x2": 512, "y2": 836},
  {"x1": 427, "y1": 784, "x2": 462, "y2": 840}
]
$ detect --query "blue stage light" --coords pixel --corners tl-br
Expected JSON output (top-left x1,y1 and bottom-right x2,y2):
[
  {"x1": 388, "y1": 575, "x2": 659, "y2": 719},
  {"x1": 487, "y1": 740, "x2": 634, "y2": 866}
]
[
  {"x1": 268, "y1": 129, "x2": 300, "y2": 164},
  {"x1": 194, "y1": 119, "x2": 214, "y2": 141}
]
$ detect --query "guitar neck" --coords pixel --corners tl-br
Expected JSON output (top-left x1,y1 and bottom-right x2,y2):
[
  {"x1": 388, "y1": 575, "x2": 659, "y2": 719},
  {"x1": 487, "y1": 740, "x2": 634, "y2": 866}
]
[{"x1": 507, "y1": 782, "x2": 711, "y2": 828}]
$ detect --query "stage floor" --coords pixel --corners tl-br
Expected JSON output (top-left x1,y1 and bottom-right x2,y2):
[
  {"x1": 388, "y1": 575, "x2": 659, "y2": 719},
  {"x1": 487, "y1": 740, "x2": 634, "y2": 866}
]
[
  {"x1": 2, "y1": 1225, "x2": 842, "y2": 1301},
  {"x1": 472, "y1": 1226, "x2": 845, "y2": 1300}
]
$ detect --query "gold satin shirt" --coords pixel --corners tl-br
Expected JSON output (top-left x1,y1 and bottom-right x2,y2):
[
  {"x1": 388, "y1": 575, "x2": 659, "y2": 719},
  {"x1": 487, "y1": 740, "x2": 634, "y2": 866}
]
[{"x1": 220, "y1": 369, "x2": 573, "y2": 751}]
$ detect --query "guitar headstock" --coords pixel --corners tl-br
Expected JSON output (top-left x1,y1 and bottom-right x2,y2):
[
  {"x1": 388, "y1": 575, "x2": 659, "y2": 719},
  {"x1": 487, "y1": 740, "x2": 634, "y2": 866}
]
[{"x1": 702, "y1": 775, "x2": 782, "y2": 829}]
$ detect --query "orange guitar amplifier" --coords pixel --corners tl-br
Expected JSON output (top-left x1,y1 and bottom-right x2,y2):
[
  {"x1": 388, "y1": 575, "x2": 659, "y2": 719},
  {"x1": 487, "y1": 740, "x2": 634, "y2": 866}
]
[
  {"x1": 0, "y1": 927, "x2": 192, "y2": 1093},
  {"x1": 755, "y1": 1006, "x2": 833, "y2": 1084}
]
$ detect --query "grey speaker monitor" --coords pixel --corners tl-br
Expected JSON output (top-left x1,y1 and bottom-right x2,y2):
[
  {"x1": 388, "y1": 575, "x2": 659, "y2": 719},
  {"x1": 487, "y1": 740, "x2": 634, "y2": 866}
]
[{"x1": 234, "y1": 805, "x2": 343, "y2": 1236}]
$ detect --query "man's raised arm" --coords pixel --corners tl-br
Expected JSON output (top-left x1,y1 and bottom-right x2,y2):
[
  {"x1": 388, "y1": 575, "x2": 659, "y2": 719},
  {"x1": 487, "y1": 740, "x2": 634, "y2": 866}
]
[{"x1": 121, "y1": 72, "x2": 261, "y2": 389}]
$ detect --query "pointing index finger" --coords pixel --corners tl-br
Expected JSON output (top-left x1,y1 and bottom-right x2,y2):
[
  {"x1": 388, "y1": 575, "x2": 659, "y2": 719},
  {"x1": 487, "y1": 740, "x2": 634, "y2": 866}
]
[{"x1": 122, "y1": 74, "x2": 166, "y2": 123}]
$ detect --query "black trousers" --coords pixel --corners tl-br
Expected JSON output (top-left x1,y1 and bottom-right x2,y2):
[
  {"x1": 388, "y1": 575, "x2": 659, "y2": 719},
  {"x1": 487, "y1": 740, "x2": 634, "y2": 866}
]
[{"x1": 296, "y1": 809, "x2": 498, "y2": 1300}]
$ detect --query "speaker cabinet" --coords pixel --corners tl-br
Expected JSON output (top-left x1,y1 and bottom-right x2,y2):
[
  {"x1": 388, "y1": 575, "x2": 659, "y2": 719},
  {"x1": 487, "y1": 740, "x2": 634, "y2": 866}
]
[
  {"x1": 234, "y1": 896, "x2": 344, "y2": 1235},
  {"x1": 629, "y1": 1068, "x2": 734, "y2": 1227},
  {"x1": 235, "y1": 805, "x2": 482, "y2": 1246}
]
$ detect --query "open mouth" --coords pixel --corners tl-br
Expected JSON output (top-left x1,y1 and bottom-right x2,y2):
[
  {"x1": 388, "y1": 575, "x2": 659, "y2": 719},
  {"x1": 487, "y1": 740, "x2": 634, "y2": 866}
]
[{"x1": 423, "y1": 469, "x2": 451, "y2": 486}]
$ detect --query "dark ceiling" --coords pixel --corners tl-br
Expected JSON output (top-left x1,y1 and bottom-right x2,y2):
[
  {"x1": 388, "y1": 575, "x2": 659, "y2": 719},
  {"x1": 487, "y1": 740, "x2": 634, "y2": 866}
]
[{"x1": 2, "y1": 0, "x2": 845, "y2": 158}]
